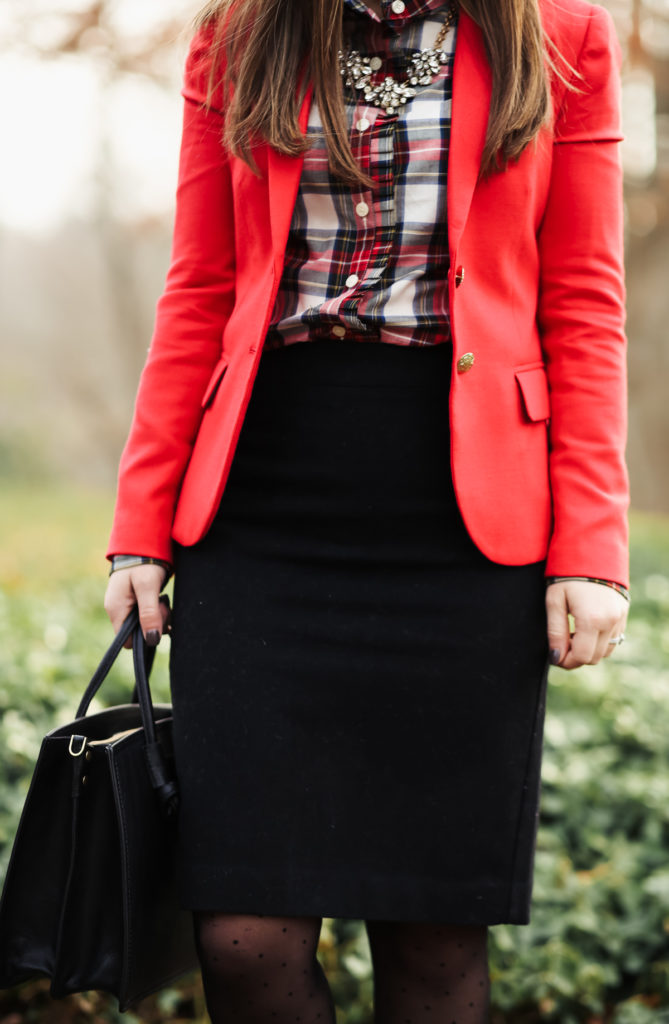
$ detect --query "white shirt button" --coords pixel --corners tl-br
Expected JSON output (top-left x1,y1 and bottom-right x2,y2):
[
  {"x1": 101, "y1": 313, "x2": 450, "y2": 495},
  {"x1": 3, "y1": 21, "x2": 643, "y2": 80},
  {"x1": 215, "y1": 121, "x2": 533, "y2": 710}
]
[
  {"x1": 345, "y1": 273, "x2": 360, "y2": 288},
  {"x1": 356, "y1": 118, "x2": 370, "y2": 132},
  {"x1": 332, "y1": 325, "x2": 347, "y2": 338},
  {"x1": 391, "y1": 0, "x2": 406, "y2": 13},
  {"x1": 355, "y1": 202, "x2": 370, "y2": 218},
  {"x1": 369, "y1": 57, "x2": 383, "y2": 71}
]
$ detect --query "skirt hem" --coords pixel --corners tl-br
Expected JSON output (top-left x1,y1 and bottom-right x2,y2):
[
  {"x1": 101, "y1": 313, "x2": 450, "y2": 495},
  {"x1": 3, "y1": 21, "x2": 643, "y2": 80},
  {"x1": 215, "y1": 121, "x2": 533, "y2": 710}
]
[{"x1": 177, "y1": 861, "x2": 533, "y2": 925}]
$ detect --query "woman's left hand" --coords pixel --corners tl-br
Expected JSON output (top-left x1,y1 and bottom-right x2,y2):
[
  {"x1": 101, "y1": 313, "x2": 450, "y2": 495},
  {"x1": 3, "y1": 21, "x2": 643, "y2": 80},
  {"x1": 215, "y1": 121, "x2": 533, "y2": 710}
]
[{"x1": 546, "y1": 580, "x2": 629, "y2": 670}]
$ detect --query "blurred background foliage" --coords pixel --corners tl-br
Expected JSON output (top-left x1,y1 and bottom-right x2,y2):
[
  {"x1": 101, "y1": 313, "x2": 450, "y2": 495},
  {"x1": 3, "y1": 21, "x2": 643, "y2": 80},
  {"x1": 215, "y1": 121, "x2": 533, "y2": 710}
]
[{"x1": 1, "y1": 0, "x2": 669, "y2": 1021}]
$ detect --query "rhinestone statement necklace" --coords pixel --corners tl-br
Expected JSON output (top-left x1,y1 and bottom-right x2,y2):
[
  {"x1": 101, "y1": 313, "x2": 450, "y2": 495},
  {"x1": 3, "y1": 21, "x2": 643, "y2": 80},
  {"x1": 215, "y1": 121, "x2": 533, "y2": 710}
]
[{"x1": 338, "y1": 3, "x2": 458, "y2": 116}]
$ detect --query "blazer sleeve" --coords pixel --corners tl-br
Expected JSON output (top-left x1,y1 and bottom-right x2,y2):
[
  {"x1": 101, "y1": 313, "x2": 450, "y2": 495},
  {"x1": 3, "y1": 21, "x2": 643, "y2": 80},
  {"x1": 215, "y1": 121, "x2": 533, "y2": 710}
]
[
  {"x1": 107, "y1": 26, "x2": 236, "y2": 563},
  {"x1": 537, "y1": 3, "x2": 630, "y2": 589}
]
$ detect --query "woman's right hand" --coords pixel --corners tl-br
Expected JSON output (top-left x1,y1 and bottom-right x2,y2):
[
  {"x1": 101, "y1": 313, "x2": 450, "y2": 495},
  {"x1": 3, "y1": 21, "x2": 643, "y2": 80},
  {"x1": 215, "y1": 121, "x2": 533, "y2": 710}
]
[{"x1": 104, "y1": 564, "x2": 171, "y2": 648}]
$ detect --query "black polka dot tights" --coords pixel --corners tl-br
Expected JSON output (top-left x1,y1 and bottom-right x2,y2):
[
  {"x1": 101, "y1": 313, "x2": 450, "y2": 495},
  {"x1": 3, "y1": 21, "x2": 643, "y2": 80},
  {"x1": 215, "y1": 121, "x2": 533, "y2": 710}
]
[{"x1": 192, "y1": 913, "x2": 490, "y2": 1023}]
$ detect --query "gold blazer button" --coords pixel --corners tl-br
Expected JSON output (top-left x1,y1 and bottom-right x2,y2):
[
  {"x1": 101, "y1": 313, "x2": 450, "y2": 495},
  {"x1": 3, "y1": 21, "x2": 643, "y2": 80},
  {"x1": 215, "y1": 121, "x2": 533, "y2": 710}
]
[
  {"x1": 456, "y1": 352, "x2": 475, "y2": 373},
  {"x1": 454, "y1": 266, "x2": 465, "y2": 287}
]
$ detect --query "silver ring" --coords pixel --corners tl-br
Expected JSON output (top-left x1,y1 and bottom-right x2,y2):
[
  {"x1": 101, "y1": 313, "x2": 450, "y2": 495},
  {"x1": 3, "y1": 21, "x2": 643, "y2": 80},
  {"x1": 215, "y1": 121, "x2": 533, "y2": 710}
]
[{"x1": 608, "y1": 634, "x2": 625, "y2": 645}]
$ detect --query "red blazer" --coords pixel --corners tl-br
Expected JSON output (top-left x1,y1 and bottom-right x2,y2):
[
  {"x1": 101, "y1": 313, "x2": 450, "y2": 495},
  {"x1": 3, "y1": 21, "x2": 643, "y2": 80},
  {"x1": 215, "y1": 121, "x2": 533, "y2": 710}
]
[{"x1": 107, "y1": 0, "x2": 630, "y2": 588}]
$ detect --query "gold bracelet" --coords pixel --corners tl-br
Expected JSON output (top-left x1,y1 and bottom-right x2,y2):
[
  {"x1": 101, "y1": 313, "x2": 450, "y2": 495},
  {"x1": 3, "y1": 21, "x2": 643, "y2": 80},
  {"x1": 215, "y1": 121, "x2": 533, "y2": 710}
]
[{"x1": 545, "y1": 577, "x2": 626, "y2": 598}]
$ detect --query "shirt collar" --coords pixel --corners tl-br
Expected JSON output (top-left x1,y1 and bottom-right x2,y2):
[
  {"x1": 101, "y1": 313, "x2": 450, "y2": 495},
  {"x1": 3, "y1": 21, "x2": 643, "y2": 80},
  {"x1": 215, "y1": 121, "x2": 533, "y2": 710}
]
[{"x1": 343, "y1": 0, "x2": 451, "y2": 25}]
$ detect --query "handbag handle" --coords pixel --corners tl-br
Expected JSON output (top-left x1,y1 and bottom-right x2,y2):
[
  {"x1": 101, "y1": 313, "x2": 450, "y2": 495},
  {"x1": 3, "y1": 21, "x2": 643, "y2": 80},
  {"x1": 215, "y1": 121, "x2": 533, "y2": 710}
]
[
  {"x1": 74, "y1": 608, "x2": 179, "y2": 820},
  {"x1": 131, "y1": 623, "x2": 179, "y2": 819},
  {"x1": 75, "y1": 607, "x2": 141, "y2": 718}
]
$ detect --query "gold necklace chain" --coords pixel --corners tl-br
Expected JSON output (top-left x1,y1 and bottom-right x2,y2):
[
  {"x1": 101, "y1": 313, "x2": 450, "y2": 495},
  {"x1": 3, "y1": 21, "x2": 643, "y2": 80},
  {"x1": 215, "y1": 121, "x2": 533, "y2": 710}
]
[{"x1": 338, "y1": 3, "x2": 458, "y2": 116}]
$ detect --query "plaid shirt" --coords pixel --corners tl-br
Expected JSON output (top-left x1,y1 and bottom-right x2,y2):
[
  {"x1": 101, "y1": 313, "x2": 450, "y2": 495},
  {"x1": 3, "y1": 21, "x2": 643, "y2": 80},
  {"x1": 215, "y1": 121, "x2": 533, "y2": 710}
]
[{"x1": 266, "y1": 0, "x2": 457, "y2": 349}]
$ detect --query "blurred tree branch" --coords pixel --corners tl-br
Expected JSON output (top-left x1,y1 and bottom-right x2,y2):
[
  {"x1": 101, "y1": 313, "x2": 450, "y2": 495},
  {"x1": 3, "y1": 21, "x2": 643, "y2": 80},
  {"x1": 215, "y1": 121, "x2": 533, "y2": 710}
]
[{"x1": 10, "y1": 1, "x2": 189, "y2": 86}]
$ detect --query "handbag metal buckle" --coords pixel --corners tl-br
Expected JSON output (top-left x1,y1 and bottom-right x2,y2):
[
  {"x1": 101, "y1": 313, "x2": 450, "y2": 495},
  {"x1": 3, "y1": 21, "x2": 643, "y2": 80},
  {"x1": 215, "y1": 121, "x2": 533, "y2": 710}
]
[{"x1": 68, "y1": 735, "x2": 87, "y2": 757}]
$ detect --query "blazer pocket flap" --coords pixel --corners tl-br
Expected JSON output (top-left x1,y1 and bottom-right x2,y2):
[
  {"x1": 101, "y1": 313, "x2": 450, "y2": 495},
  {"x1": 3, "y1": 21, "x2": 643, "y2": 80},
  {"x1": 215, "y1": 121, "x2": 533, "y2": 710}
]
[
  {"x1": 201, "y1": 355, "x2": 229, "y2": 409},
  {"x1": 515, "y1": 365, "x2": 550, "y2": 422}
]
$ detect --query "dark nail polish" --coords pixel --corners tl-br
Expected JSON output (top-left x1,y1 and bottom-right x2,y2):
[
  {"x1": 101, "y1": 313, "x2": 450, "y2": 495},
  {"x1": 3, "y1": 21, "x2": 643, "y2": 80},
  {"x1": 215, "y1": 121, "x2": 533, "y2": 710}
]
[
  {"x1": 549, "y1": 648, "x2": 561, "y2": 665},
  {"x1": 146, "y1": 629, "x2": 161, "y2": 647}
]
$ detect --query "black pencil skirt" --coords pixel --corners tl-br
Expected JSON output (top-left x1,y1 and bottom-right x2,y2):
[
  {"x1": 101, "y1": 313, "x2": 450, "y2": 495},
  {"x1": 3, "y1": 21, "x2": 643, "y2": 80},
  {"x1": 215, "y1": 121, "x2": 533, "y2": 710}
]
[{"x1": 169, "y1": 338, "x2": 550, "y2": 925}]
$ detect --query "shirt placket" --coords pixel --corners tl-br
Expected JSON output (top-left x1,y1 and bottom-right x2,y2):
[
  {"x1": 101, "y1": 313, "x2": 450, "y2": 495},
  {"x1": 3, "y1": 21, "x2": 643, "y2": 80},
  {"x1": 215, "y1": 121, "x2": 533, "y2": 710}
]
[
  {"x1": 332, "y1": 11, "x2": 406, "y2": 338},
  {"x1": 269, "y1": 0, "x2": 454, "y2": 348}
]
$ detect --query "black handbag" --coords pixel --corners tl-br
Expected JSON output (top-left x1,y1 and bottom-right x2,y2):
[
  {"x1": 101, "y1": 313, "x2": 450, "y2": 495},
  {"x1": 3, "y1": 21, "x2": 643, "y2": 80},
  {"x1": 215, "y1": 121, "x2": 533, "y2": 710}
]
[{"x1": 0, "y1": 607, "x2": 199, "y2": 1011}]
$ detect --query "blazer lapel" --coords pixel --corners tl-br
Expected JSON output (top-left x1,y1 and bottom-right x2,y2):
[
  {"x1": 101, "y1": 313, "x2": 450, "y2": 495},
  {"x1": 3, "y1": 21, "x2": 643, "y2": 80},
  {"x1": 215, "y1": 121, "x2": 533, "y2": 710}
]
[
  {"x1": 267, "y1": 84, "x2": 314, "y2": 278},
  {"x1": 448, "y1": 11, "x2": 492, "y2": 251}
]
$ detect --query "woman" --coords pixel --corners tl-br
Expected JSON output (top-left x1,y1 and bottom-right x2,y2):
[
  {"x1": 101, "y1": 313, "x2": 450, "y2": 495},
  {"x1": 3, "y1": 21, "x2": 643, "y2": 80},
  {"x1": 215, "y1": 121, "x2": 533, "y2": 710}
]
[{"x1": 104, "y1": 0, "x2": 630, "y2": 1019}]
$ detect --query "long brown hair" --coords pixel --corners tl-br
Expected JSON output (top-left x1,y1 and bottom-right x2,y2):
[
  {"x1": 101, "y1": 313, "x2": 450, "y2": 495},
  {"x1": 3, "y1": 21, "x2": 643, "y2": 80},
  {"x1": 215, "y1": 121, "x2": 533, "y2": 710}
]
[{"x1": 193, "y1": 0, "x2": 575, "y2": 184}]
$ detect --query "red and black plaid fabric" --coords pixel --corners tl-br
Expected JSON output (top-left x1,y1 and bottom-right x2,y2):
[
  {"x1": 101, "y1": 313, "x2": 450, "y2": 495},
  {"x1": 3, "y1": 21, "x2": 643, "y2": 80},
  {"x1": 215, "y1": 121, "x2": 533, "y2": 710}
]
[{"x1": 266, "y1": 0, "x2": 457, "y2": 349}]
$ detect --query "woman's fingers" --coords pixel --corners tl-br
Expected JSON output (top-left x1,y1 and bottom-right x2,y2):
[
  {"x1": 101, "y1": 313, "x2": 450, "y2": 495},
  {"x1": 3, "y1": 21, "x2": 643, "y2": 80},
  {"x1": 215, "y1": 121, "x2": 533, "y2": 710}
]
[
  {"x1": 603, "y1": 616, "x2": 627, "y2": 658},
  {"x1": 561, "y1": 625, "x2": 599, "y2": 670},
  {"x1": 104, "y1": 570, "x2": 137, "y2": 648},
  {"x1": 104, "y1": 564, "x2": 169, "y2": 647},
  {"x1": 131, "y1": 567, "x2": 168, "y2": 645},
  {"x1": 546, "y1": 580, "x2": 628, "y2": 670},
  {"x1": 545, "y1": 583, "x2": 570, "y2": 665}
]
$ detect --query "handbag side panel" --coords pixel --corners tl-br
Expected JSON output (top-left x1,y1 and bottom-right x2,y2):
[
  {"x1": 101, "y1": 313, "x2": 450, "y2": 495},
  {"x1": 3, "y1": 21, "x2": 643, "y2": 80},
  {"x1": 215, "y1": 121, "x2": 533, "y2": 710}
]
[
  {"x1": 0, "y1": 735, "x2": 111, "y2": 987},
  {"x1": 47, "y1": 736, "x2": 126, "y2": 1000},
  {"x1": 110, "y1": 717, "x2": 199, "y2": 1009}
]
